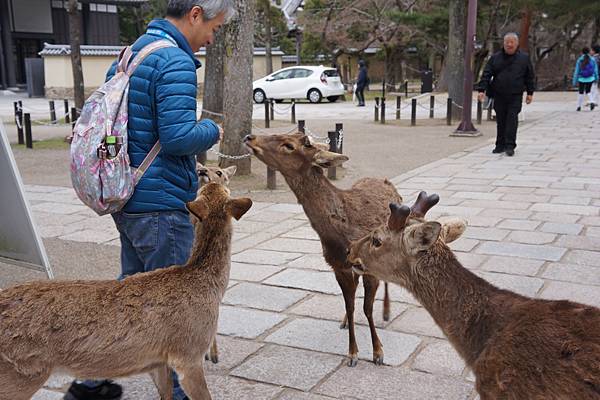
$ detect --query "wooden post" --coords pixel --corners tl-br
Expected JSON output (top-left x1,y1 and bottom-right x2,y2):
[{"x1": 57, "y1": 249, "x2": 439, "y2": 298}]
[
  {"x1": 327, "y1": 130, "x2": 337, "y2": 180},
  {"x1": 15, "y1": 101, "x2": 24, "y2": 145},
  {"x1": 64, "y1": 99, "x2": 70, "y2": 123},
  {"x1": 24, "y1": 113, "x2": 33, "y2": 149},
  {"x1": 411, "y1": 99, "x2": 417, "y2": 126},
  {"x1": 298, "y1": 119, "x2": 305, "y2": 133},
  {"x1": 335, "y1": 123, "x2": 343, "y2": 153},
  {"x1": 264, "y1": 101, "x2": 270, "y2": 128},
  {"x1": 374, "y1": 97, "x2": 380, "y2": 122},
  {"x1": 404, "y1": 80, "x2": 408, "y2": 97},
  {"x1": 267, "y1": 167, "x2": 276, "y2": 190},
  {"x1": 291, "y1": 99, "x2": 296, "y2": 124},
  {"x1": 476, "y1": 100, "x2": 483, "y2": 124},
  {"x1": 446, "y1": 98, "x2": 452, "y2": 126},
  {"x1": 429, "y1": 95, "x2": 435, "y2": 118},
  {"x1": 49, "y1": 100, "x2": 57, "y2": 124},
  {"x1": 269, "y1": 99, "x2": 274, "y2": 121},
  {"x1": 380, "y1": 97, "x2": 386, "y2": 124},
  {"x1": 70, "y1": 107, "x2": 77, "y2": 129},
  {"x1": 396, "y1": 96, "x2": 401, "y2": 120}
]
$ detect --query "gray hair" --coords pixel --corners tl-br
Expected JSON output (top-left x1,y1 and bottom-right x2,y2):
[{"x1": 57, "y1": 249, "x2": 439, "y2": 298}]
[
  {"x1": 166, "y1": 0, "x2": 236, "y2": 22},
  {"x1": 503, "y1": 32, "x2": 519, "y2": 41}
]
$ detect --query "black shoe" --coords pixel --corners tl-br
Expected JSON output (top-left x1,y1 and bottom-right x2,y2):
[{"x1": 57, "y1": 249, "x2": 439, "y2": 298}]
[
  {"x1": 576, "y1": 107, "x2": 581, "y2": 112},
  {"x1": 64, "y1": 380, "x2": 122, "y2": 400},
  {"x1": 505, "y1": 149, "x2": 515, "y2": 157},
  {"x1": 492, "y1": 146, "x2": 504, "y2": 154},
  {"x1": 592, "y1": 103, "x2": 596, "y2": 111}
]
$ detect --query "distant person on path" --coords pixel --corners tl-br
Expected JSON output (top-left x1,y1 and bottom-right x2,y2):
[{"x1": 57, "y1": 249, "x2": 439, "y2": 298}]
[
  {"x1": 572, "y1": 47, "x2": 598, "y2": 111},
  {"x1": 478, "y1": 32, "x2": 535, "y2": 157},
  {"x1": 586, "y1": 45, "x2": 600, "y2": 109},
  {"x1": 64, "y1": 1, "x2": 232, "y2": 400},
  {"x1": 355, "y1": 59, "x2": 368, "y2": 107}
]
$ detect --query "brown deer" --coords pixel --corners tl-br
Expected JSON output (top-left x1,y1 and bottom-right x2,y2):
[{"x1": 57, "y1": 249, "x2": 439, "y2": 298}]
[
  {"x1": 244, "y1": 133, "x2": 464, "y2": 366},
  {"x1": 348, "y1": 192, "x2": 600, "y2": 399},
  {"x1": 0, "y1": 183, "x2": 252, "y2": 400},
  {"x1": 196, "y1": 162, "x2": 237, "y2": 188}
]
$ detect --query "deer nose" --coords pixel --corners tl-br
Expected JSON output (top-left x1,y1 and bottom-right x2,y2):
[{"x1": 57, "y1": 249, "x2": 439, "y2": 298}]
[
  {"x1": 244, "y1": 134, "x2": 256, "y2": 143},
  {"x1": 346, "y1": 248, "x2": 351, "y2": 256}
]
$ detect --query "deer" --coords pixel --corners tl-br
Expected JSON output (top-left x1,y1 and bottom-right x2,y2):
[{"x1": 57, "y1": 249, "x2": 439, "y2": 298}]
[
  {"x1": 348, "y1": 192, "x2": 600, "y2": 399},
  {"x1": 0, "y1": 183, "x2": 252, "y2": 400},
  {"x1": 244, "y1": 133, "x2": 465, "y2": 366}
]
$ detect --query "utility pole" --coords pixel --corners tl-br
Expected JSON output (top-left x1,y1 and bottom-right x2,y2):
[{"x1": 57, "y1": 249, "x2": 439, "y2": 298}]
[{"x1": 452, "y1": 0, "x2": 482, "y2": 137}]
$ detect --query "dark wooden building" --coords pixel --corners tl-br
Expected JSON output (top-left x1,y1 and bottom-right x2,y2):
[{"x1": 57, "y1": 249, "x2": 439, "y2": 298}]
[{"x1": 0, "y1": 0, "x2": 146, "y2": 89}]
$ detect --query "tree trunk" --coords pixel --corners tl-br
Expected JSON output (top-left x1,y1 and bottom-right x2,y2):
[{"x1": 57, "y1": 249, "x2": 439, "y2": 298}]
[
  {"x1": 446, "y1": 0, "x2": 466, "y2": 119},
  {"x1": 264, "y1": 4, "x2": 273, "y2": 75},
  {"x1": 201, "y1": 29, "x2": 226, "y2": 124},
  {"x1": 221, "y1": 0, "x2": 255, "y2": 174},
  {"x1": 519, "y1": 7, "x2": 532, "y2": 52},
  {"x1": 67, "y1": 0, "x2": 85, "y2": 110},
  {"x1": 592, "y1": 16, "x2": 600, "y2": 45}
]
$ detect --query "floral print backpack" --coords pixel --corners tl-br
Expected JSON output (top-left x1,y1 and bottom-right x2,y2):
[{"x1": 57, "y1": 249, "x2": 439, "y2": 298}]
[{"x1": 70, "y1": 40, "x2": 174, "y2": 216}]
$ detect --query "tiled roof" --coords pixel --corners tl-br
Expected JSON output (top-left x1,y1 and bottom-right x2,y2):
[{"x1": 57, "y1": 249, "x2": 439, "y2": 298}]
[
  {"x1": 80, "y1": 0, "x2": 148, "y2": 4},
  {"x1": 40, "y1": 43, "x2": 285, "y2": 57}
]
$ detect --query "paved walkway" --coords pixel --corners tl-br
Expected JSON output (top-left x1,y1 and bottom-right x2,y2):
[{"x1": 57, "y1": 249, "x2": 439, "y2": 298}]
[{"x1": 22, "y1": 108, "x2": 600, "y2": 399}]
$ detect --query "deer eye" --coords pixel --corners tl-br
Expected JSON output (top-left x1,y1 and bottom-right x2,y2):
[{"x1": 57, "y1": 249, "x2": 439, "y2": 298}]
[
  {"x1": 283, "y1": 143, "x2": 295, "y2": 151},
  {"x1": 372, "y1": 236, "x2": 382, "y2": 248},
  {"x1": 216, "y1": 171, "x2": 223, "y2": 177}
]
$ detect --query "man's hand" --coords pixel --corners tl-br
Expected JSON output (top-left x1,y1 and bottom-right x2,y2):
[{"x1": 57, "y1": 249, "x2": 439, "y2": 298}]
[
  {"x1": 477, "y1": 92, "x2": 486, "y2": 103},
  {"x1": 525, "y1": 95, "x2": 533, "y2": 105}
]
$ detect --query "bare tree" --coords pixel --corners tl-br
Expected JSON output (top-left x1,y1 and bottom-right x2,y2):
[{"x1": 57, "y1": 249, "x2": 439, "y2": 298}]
[
  {"x1": 443, "y1": 0, "x2": 466, "y2": 118},
  {"x1": 67, "y1": 0, "x2": 85, "y2": 110},
  {"x1": 220, "y1": 0, "x2": 255, "y2": 174}
]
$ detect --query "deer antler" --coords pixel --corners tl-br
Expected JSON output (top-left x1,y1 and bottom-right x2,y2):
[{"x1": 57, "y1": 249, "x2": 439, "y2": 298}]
[
  {"x1": 410, "y1": 191, "x2": 440, "y2": 218},
  {"x1": 388, "y1": 203, "x2": 411, "y2": 231}
]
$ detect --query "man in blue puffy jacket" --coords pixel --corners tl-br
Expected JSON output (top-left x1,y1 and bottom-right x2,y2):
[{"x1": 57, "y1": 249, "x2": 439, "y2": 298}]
[{"x1": 64, "y1": 1, "x2": 234, "y2": 400}]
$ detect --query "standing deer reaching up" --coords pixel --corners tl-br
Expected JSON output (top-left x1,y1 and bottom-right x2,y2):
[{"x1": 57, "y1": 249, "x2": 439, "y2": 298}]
[
  {"x1": 348, "y1": 192, "x2": 600, "y2": 399},
  {"x1": 244, "y1": 133, "x2": 465, "y2": 366},
  {"x1": 0, "y1": 183, "x2": 252, "y2": 400}
]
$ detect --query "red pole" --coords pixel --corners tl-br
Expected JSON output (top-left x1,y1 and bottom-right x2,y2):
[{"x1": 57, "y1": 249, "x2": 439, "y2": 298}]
[{"x1": 455, "y1": 0, "x2": 479, "y2": 135}]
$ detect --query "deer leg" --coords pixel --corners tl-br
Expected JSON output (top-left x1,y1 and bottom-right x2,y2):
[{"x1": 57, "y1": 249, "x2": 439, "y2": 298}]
[
  {"x1": 335, "y1": 269, "x2": 360, "y2": 367},
  {"x1": 150, "y1": 364, "x2": 173, "y2": 400},
  {"x1": 340, "y1": 314, "x2": 348, "y2": 329},
  {"x1": 178, "y1": 364, "x2": 211, "y2": 400},
  {"x1": 208, "y1": 337, "x2": 219, "y2": 364},
  {"x1": 0, "y1": 364, "x2": 49, "y2": 400},
  {"x1": 383, "y1": 282, "x2": 391, "y2": 322},
  {"x1": 363, "y1": 275, "x2": 384, "y2": 365}
]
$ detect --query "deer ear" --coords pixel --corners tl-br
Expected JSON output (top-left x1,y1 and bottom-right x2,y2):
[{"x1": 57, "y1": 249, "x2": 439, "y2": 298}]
[
  {"x1": 223, "y1": 166, "x2": 237, "y2": 179},
  {"x1": 312, "y1": 150, "x2": 349, "y2": 168},
  {"x1": 436, "y1": 216, "x2": 467, "y2": 243},
  {"x1": 406, "y1": 222, "x2": 442, "y2": 253},
  {"x1": 226, "y1": 198, "x2": 253, "y2": 220},
  {"x1": 186, "y1": 200, "x2": 209, "y2": 221}
]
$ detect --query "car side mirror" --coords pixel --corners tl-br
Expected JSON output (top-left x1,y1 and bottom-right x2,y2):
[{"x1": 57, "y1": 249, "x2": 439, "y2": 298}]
[{"x1": 266, "y1": 77, "x2": 275, "y2": 82}]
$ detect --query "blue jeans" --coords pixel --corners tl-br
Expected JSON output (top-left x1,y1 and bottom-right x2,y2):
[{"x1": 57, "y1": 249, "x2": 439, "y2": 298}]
[{"x1": 81, "y1": 210, "x2": 194, "y2": 400}]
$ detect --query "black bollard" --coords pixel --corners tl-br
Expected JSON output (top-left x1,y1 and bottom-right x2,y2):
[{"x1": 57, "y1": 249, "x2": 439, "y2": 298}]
[
  {"x1": 298, "y1": 119, "x2": 305, "y2": 133},
  {"x1": 396, "y1": 96, "x2": 401, "y2": 120},
  {"x1": 335, "y1": 123, "x2": 343, "y2": 153},
  {"x1": 15, "y1": 101, "x2": 24, "y2": 145},
  {"x1": 270, "y1": 99, "x2": 274, "y2": 121},
  {"x1": 411, "y1": 98, "x2": 417, "y2": 126},
  {"x1": 291, "y1": 99, "x2": 296, "y2": 124},
  {"x1": 446, "y1": 98, "x2": 452, "y2": 126},
  {"x1": 374, "y1": 97, "x2": 380, "y2": 122},
  {"x1": 264, "y1": 101, "x2": 270, "y2": 128},
  {"x1": 327, "y1": 130, "x2": 338, "y2": 180},
  {"x1": 64, "y1": 99, "x2": 70, "y2": 124},
  {"x1": 71, "y1": 107, "x2": 78, "y2": 129},
  {"x1": 49, "y1": 100, "x2": 57, "y2": 124},
  {"x1": 24, "y1": 113, "x2": 33, "y2": 149},
  {"x1": 430, "y1": 96, "x2": 435, "y2": 119},
  {"x1": 477, "y1": 100, "x2": 483, "y2": 124},
  {"x1": 380, "y1": 97, "x2": 386, "y2": 124}
]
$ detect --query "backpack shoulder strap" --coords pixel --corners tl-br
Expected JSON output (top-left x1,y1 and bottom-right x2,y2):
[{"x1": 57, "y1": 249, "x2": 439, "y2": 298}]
[
  {"x1": 116, "y1": 46, "x2": 134, "y2": 74},
  {"x1": 126, "y1": 40, "x2": 177, "y2": 76}
]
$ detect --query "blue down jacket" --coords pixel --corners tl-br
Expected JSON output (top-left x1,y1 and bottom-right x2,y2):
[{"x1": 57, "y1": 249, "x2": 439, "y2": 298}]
[{"x1": 106, "y1": 19, "x2": 219, "y2": 213}]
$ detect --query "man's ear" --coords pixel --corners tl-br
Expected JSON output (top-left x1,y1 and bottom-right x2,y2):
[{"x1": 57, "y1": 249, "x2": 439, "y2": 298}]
[
  {"x1": 406, "y1": 222, "x2": 442, "y2": 253},
  {"x1": 312, "y1": 150, "x2": 349, "y2": 168},
  {"x1": 186, "y1": 199, "x2": 209, "y2": 221},
  {"x1": 436, "y1": 216, "x2": 467, "y2": 243},
  {"x1": 225, "y1": 198, "x2": 253, "y2": 220},
  {"x1": 223, "y1": 166, "x2": 237, "y2": 179}
]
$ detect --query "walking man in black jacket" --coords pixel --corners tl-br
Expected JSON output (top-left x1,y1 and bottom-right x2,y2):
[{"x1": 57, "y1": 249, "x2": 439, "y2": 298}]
[{"x1": 478, "y1": 32, "x2": 535, "y2": 157}]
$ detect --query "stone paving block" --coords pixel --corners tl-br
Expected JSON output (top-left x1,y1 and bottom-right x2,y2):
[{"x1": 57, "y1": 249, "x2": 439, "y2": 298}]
[
  {"x1": 479, "y1": 256, "x2": 544, "y2": 277},
  {"x1": 507, "y1": 231, "x2": 557, "y2": 245},
  {"x1": 450, "y1": 178, "x2": 494, "y2": 186},
  {"x1": 232, "y1": 232, "x2": 279, "y2": 253},
  {"x1": 32, "y1": 390, "x2": 67, "y2": 400},
  {"x1": 460, "y1": 200, "x2": 531, "y2": 211},
  {"x1": 223, "y1": 282, "x2": 309, "y2": 312},
  {"x1": 562, "y1": 250, "x2": 600, "y2": 267},
  {"x1": 492, "y1": 180, "x2": 549, "y2": 188},
  {"x1": 463, "y1": 227, "x2": 510, "y2": 241},
  {"x1": 466, "y1": 216, "x2": 503, "y2": 228},
  {"x1": 229, "y1": 262, "x2": 283, "y2": 282},
  {"x1": 540, "y1": 281, "x2": 600, "y2": 308},
  {"x1": 264, "y1": 269, "x2": 342, "y2": 295},
  {"x1": 478, "y1": 208, "x2": 532, "y2": 219},
  {"x1": 277, "y1": 389, "x2": 337, "y2": 400},
  {"x1": 315, "y1": 363, "x2": 473, "y2": 400},
  {"x1": 263, "y1": 203, "x2": 305, "y2": 214},
  {"x1": 39, "y1": 224, "x2": 83, "y2": 238},
  {"x1": 356, "y1": 283, "x2": 420, "y2": 306},
  {"x1": 433, "y1": 205, "x2": 483, "y2": 217},
  {"x1": 205, "y1": 375, "x2": 283, "y2": 400},
  {"x1": 551, "y1": 196, "x2": 592, "y2": 206},
  {"x1": 282, "y1": 226, "x2": 320, "y2": 240},
  {"x1": 32, "y1": 211, "x2": 87, "y2": 227},
  {"x1": 59, "y1": 229, "x2": 120, "y2": 244},
  {"x1": 412, "y1": 340, "x2": 466, "y2": 377},
  {"x1": 289, "y1": 293, "x2": 409, "y2": 328},
  {"x1": 542, "y1": 263, "x2": 600, "y2": 286},
  {"x1": 246, "y1": 210, "x2": 297, "y2": 223},
  {"x1": 263, "y1": 219, "x2": 310, "y2": 235},
  {"x1": 204, "y1": 335, "x2": 263, "y2": 372},
  {"x1": 69, "y1": 215, "x2": 119, "y2": 233},
  {"x1": 499, "y1": 194, "x2": 551, "y2": 203},
  {"x1": 497, "y1": 219, "x2": 541, "y2": 231},
  {"x1": 451, "y1": 191, "x2": 503, "y2": 201},
  {"x1": 31, "y1": 202, "x2": 88, "y2": 215},
  {"x1": 586, "y1": 227, "x2": 600, "y2": 237},
  {"x1": 44, "y1": 374, "x2": 72, "y2": 389},
  {"x1": 580, "y1": 216, "x2": 600, "y2": 226},
  {"x1": 389, "y1": 306, "x2": 445, "y2": 338},
  {"x1": 555, "y1": 235, "x2": 600, "y2": 251},
  {"x1": 454, "y1": 252, "x2": 488, "y2": 269},
  {"x1": 493, "y1": 186, "x2": 535, "y2": 194},
  {"x1": 476, "y1": 241, "x2": 566, "y2": 261},
  {"x1": 530, "y1": 203, "x2": 598, "y2": 216},
  {"x1": 26, "y1": 184, "x2": 62, "y2": 193},
  {"x1": 234, "y1": 220, "x2": 275, "y2": 234},
  {"x1": 286, "y1": 254, "x2": 331, "y2": 271},
  {"x1": 232, "y1": 249, "x2": 303, "y2": 265},
  {"x1": 218, "y1": 305, "x2": 286, "y2": 339},
  {"x1": 475, "y1": 271, "x2": 544, "y2": 297},
  {"x1": 231, "y1": 345, "x2": 342, "y2": 391},
  {"x1": 531, "y1": 212, "x2": 581, "y2": 224},
  {"x1": 265, "y1": 318, "x2": 421, "y2": 366},
  {"x1": 445, "y1": 184, "x2": 494, "y2": 193},
  {"x1": 539, "y1": 222, "x2": 583, "y2": 235},
  {"x1": 258, "y1": 238, "x2": 322, "y2": 253},
  {"x1": 448, "y1": 238, "x2": 479, "y2": 252}
]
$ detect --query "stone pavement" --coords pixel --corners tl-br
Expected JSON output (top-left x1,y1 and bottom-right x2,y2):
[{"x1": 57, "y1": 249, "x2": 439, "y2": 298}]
[{"x1": 23, "y1": 108, "x2": 600, "y2": 399}]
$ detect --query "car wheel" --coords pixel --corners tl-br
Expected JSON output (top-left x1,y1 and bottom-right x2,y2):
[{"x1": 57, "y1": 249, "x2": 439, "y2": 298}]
[
  {"x1": 253, "y1": 89, "x2": 266, "y2": 104},
  {"x1": 307, "y1": 89, "x2": 322, "y2": 104},
  {"x1": 327, "y1": 96, "x2": 339, "y2": 103}
]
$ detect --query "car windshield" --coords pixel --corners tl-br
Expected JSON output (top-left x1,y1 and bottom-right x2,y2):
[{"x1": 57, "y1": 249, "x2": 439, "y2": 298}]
[
  {"x1": 323, "y1": 69, "x2": 339, "y2": 77},
  {"x1": 270, "y1": 70, "x2": 295, "y2": 80}
]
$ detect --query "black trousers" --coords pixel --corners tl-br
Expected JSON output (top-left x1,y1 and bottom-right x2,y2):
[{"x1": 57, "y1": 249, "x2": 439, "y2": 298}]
[
  {"x1": 493, "y1": 94, "x2": 523, "y2": 150},
  {"x1": 355, "y1": 85, "x2": 365, "y2": 105},
  {"x1": 578, "y1": 81, "x2": 592, "y2": 94}
]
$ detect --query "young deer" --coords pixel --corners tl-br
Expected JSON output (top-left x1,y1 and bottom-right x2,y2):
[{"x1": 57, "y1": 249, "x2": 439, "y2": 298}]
[
  {"x1": 196, "y1": 162, "x2": 237, "y2": 188},
  {"x1": 244, "y1": 133, "x2": 464, "y2": 366},
  {"x1": 0, "y1": 183, "x2": 252, "y2": 400},
  {"x1": 348, "y1": 193, "x2": 600, "y2": 399}
]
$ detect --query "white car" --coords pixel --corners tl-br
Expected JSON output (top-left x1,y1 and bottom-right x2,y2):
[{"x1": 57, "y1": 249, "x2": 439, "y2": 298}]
[{"x1": 253, "y1": 66, "x2": 345, "y2": 104}]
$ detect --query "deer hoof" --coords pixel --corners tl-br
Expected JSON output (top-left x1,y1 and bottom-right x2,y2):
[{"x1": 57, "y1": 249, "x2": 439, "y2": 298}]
[
  {"x1": 339, "y1": 315, "x2": 349, "y2": 329},
  {"x1": 347, "y1": 355, "x2": 358, "y2": 367},
  {"x1": 204, "y1": 353, "x2": 209, "y2": 361},
  {"x1": 373, "y1": 354, "x2": 384, "y2": 366},
  {"x1": 383, "y1": 310, "x2": 390, "y2": 322},
  {"x1": 210, "y1": 354, "x2": 219, "y2": 364}
]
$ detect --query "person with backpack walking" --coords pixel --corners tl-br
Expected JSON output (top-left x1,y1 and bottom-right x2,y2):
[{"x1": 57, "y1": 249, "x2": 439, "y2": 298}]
[
  {"x1": 589, "y1": 45, "x2": 600, "y2": 108},
  {"x1": 572, "y1": 47, "x2": 599, "y2": 111},
  {"x1": 65, "y1": 1, "x2": 234, "y2": 400},
  {"x1": 477, "y1": 32, "x2": 535, "y2": 157},
  {"x1": 355, "y1": 59, "x2": 368, "y2": 107}
]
